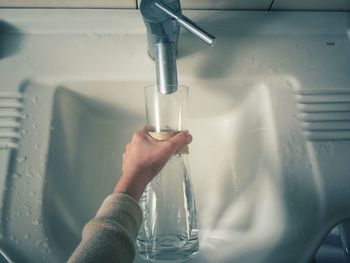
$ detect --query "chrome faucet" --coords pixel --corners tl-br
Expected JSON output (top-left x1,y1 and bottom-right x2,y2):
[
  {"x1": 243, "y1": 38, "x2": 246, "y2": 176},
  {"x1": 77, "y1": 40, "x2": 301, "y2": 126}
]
[{"x1": 140, "y1": 0, "x2": 216, "y2": 94}]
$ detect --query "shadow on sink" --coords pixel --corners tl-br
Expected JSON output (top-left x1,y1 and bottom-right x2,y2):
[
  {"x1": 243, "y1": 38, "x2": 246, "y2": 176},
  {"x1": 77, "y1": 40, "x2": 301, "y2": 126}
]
[
  {"x1": 43, "y1": 84, "x2": 144, "y2": 260},
  {"x1": 0, "y1": 20, "x2": 23, "y2": 59},
  {"x1": 43, "y1": 80, "x2": 288, "y2": 262},
  {"x1": 41, "y1": 79, "x2": 348, "y2": 263}
]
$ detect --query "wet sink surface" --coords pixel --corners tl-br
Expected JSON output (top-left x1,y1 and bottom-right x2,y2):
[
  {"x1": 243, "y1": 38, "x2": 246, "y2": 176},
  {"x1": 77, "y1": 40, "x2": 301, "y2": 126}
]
[
  {"x1": 1, "y1": 8, "x2": 349, "y2": 263},
  {"x1": 44, "y1": 82, "x2": 145, "y2": 260},
  {"x1": 41, "y1": 79, "x2": 323, "y2": 263},
  {"x1": 4, "y1": 78, "x2": 350, "y2": 263}
]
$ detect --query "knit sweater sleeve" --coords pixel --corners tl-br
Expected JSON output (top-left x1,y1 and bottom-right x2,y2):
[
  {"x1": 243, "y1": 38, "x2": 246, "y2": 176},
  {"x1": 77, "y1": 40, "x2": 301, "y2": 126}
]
[{"x1": 67, "y1": 193, "x2": 143, "y2": 263}]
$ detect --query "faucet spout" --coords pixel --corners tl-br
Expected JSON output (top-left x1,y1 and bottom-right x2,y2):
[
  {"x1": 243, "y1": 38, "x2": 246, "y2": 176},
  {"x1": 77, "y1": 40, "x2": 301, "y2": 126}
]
[
  {"x1": 155, "y1": 42, "x2": 178, "y2": 94},
  {"x1": 140, "y1": 0, "x2": 216, "y2": 94}
]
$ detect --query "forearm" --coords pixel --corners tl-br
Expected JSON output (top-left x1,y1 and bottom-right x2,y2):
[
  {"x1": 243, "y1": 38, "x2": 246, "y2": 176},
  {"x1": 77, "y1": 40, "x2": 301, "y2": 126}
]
[
  {"x1": 68, "y1": 193, "x2": 143, "y2": 263},
  {"x1": 114, "y1": 172, "x2": 149, "y2": 201}
]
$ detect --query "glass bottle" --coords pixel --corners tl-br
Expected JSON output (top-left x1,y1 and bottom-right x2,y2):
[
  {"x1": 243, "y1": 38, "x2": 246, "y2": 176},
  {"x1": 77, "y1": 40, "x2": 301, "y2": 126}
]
[{"x1": 137, "y1": 85, "x2": 199, "y2": 261}]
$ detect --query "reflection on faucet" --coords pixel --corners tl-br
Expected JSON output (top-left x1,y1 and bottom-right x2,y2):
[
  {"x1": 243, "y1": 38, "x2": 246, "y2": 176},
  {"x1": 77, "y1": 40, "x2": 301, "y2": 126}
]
[{"x1": 140, "y1": 0, "x2": 216, "y2": 94}]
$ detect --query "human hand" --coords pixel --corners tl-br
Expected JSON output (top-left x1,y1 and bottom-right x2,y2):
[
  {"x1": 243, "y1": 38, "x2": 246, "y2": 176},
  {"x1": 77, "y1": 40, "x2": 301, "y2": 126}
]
[{"x1": 114, "y1": 127, "x2": 193, "y2": 201}]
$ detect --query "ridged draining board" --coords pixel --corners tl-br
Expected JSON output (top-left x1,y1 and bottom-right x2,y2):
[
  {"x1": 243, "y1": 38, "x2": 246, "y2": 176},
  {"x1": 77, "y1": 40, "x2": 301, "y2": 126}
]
[{"x1": 296, "y1": 89, "x2": 350, "y2": 141}]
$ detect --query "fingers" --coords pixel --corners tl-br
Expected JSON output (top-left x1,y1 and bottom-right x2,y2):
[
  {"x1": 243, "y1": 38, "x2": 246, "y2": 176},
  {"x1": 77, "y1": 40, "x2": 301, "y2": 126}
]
[
  {"x1": 133, "y1": 126, "x2": 193, "y2": 154},
  {"x1": 138, "y1": 126, "x2": 148, "y2": 135},
  {"x1": 130, "y1": 128, "x2": 148, "y2": 144},
  {"x1": 171, "y1": 131, "x2": 192, "y2": 144},
  {"x1": 166, "y1": 132, "x2": 192, "y2": 153}
]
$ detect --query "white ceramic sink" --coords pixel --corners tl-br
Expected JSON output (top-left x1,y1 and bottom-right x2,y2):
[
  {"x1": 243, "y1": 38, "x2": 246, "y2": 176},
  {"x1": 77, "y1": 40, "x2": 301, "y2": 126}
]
[
  {"x1": 44, "y1": 82, "x2": 145, "y2": 261},
  {"x1": 0, "y1": 8, "x2": 350, "y2": 263},
  {"x1": 6, "y1": 79, "x2": 348, "y2": 263},
  {"x1": 46, "y1": 80, "x2": 290, "y2": 263},
  {"x1": 43, "y1": 80, "x2": 293, "y2": 262}
]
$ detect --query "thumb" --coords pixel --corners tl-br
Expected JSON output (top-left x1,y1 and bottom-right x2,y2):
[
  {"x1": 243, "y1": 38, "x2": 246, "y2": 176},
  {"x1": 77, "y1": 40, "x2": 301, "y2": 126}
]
[{"x1": 166, "y1": 132, "x2": 192, "y2": 152}]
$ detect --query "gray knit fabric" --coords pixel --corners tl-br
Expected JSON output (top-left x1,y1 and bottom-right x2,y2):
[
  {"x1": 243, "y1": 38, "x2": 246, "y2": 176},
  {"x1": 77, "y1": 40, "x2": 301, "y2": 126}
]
[{"x1": 68, "y1": 193, "x2": 143, "y2": 263}]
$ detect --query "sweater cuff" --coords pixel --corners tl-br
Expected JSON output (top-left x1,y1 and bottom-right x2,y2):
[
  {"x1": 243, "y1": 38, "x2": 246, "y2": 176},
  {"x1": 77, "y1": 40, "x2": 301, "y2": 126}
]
[{"x1": 94, "y1": 193, "x2": 143, "y2": 239}]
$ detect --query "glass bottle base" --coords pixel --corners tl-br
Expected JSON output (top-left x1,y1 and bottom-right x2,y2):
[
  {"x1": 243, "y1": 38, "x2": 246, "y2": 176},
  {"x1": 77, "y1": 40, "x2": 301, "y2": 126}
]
[{"x1": 137, "y1": 234, "x2": 199, "y2": 261}]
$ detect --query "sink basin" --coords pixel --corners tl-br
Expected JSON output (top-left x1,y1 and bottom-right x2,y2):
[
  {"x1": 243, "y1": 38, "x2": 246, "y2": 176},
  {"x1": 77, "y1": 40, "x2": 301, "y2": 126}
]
[
  {"x1": 41, "y1": 79, "x2": 293, "y2": 262},
  {"x1": 43, "y1": 82, "x2": 145, "y2": 260},
  {"x1": 3, "y1": 78, "x2": 350, "y2": 263},
  {"x1": 1, "y1": 8, "x2": 349, "y2": 263},
  {"x1": 31, "y1": 78, "x2": 349, "y2": 263}
]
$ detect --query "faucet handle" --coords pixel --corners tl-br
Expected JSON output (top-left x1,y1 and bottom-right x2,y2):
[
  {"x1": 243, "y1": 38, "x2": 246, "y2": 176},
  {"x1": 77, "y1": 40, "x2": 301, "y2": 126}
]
[{"x1": 155, "y1": 2, "x2": 216, "y2": 47}]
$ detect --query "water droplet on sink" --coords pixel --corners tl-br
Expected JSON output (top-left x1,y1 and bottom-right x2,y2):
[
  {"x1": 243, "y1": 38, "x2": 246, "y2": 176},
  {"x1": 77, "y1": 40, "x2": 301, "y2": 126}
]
[
  {"x1": 32, "y1": 219, "x2": 42, "y2": 226},
  {"x1": 40, "y1": 153, "x2": 48, "y2": 162},
  {"x1": 32, "y1": 96, "x2": 39, "y2": 105},
  {"x1": 16, "y1": 156, "x2": 27, "y2": 162},
  {"x1": 27, "y1": 171, "x2": 34, "y2": 178},
  {"x1": 24, "y1": 234, "x2": 30, "y2": 240},
  {"x1": 13, "y1": 173, "x2": 22, "y2": 179}
]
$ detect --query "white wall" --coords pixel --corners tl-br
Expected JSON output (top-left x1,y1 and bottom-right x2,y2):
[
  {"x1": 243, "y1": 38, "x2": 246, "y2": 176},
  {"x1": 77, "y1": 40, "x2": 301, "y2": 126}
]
[
  {"x1": 0, "y1": 0, "x2": 136, "y2": 8},
  {"x1": 1, "y1": 0, "x2": 350, "y2": 10}
]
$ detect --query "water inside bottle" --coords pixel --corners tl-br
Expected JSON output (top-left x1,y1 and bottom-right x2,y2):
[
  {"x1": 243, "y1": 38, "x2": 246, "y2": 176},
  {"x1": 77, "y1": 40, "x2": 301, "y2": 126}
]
[{"x1": 137, "y1": 154, "x2": 199, "y2": 261}]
